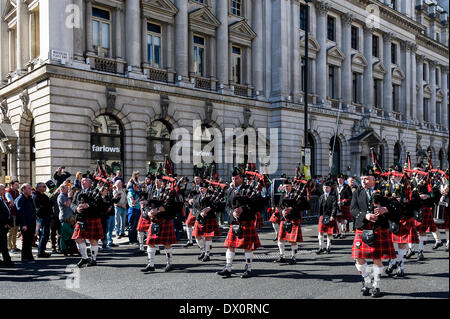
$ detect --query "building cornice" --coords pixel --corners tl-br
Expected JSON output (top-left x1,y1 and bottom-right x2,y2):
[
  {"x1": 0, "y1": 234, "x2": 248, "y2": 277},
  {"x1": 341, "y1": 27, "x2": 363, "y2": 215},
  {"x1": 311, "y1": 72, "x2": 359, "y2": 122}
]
[{"x1": 417, "y1": 33, "x2": 449, "y2": 57}]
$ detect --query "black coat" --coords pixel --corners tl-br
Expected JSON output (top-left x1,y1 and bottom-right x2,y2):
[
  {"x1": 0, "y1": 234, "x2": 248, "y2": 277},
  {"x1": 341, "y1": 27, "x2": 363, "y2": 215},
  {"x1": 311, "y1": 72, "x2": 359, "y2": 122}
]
[
  {"x1": 350, "y1": 186, "x2": 400, "y2": 230},
  {"x1": 192, "y1": 193, "x2": 215, "y2": 219},
  {"x1": 336, "y1": 184, "x2": 352, "y2": 206},
  {"x1": 0, "y1": 199, "x2": 12, "y2": 227},
  {"x1": 318, "y1": 192, "x2": 338, "y2": 218},
  {"x1": 226, "y1": 185, "x2": 255, "y2": 222},
  {"x1": 279, "y1": 193, "x2": 306, "y2": 221},
  {"x1": 33, "y1": 192, "x2": 53, "y2": 219}
]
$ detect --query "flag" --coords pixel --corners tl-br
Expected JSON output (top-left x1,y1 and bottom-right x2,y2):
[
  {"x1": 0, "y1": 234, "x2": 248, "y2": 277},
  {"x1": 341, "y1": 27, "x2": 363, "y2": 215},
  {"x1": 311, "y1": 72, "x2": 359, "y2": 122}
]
[{"x1": 165, "y1": 158, "x2": 174, "y2": 176}]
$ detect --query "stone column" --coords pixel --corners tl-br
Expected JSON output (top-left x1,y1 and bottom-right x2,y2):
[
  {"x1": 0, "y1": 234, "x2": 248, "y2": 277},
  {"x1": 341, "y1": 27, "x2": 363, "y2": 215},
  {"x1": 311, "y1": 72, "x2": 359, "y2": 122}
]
[
  {"x1": 115, "y1": 8, "x2": 124, "y2": 59},
  {"x1": 410, "y1": 43, "x2": 417, "y2": 122},
  {"x1": 86, "y1": 0, "x2": 94, "y2": 55},
  {"x1": 383, "y1": 32, "x2": 393, "y2": 118},
  {"x1": 175, "y1": 0, "x2": 188, "y2": 80},
  {"x1": 441, "y1": 66, "x2": 449, "y2": 130},
  {"x1": 125, "y1": 0, "x2": 142, "y2": 74},
  {"x1": 291, "y1": 0, "x2": 301, "y2": 99},
  {"x1": 315, "y1": 1, "x2": 329, "y2": 106},
  {"x1": 166, "y1": 23, "x2": 175, "y2": 82},
  {"x1": 188, "y1": 30, "x2": 194, "y2": 76},
  {"x1": 341, "y1": 13, "x2": 353, "y2": 107},
  {"x1": 363, "y1": 26, "x2": 374, "y2": 113},
  {"x1": 416, "y1": 55, "x2": 424, "y2": 124},
  {"x1": 16, "y1": 0, "x2": 30, "y2": 71},
  {"x1": 252, "y1": 0, "x2": 263, "y2": 97},
  {"x1": 217, "y1": 0, "x2": 229, "y2": 87},
  {"x1": 73, "y1": 0, "x2": 85, "y2": 62},
  {"x1": 400, "y1": 41, "x2": 411, "y2": 122},
  {"x1": 0, "y1": 13, "x2": 8, "y2": 82},
  {"x1": 429, "y1": 61, "x2": 437, "y2": 125},
  {"x1": 141, "y1": 15, "x2": 148, "y2": 66}
]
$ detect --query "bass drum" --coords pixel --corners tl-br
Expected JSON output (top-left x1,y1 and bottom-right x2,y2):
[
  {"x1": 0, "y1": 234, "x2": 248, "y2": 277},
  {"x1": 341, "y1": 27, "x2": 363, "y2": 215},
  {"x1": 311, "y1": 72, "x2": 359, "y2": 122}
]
[{"x1": 434, "y1": 198, "x2": 448, "y2": 225}]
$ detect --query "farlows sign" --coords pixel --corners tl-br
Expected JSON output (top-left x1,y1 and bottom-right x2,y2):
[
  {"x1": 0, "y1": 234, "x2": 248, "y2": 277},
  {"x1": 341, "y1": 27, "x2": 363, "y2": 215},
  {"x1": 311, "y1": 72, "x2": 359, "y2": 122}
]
[{"x1": 91, "y1": 134, "x2": 121, "y2": 160}]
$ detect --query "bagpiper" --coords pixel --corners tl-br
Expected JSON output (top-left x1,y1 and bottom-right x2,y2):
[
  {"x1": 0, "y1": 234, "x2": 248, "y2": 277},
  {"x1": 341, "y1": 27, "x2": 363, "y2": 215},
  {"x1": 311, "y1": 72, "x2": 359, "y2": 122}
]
[
  {"x1": 274, "y1": 179, "x2": 308, "y2": 265},
  {"x1": 384, "y1": 164, "x2": 419, "y2": 277},
  {"x1": 435, "y1": 173, "x2": 449, "y2": 252},
  {"x1": 316, "y1": 180, "x2": 339, "y2": 254},
  {"x1": 217, "y1": 168, "x2": 261, "y2": 279},
  {"x1": 189, "y1": 181, "x2": 221, "y2": 262},
  {"x1": 183, "y1": 175, "x2": 202, "y2": 248},
  {"x1": 351, "y1": 166, "x2": 399, "y2": 298},
  {"x1": 335, "y1": 174, "x2": 353, "y2": 239}
]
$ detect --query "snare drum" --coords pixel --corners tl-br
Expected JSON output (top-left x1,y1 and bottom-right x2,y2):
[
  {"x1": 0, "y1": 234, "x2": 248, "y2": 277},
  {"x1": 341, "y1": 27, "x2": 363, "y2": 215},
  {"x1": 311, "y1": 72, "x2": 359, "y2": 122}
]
[{"x1": 434, "y1": 201, "x2": 448, "y2": 225}]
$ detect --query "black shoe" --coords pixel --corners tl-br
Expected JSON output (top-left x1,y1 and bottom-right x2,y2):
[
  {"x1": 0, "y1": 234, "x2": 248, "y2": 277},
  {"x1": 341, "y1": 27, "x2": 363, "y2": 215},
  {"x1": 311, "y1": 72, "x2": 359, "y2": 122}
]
[
  {"x1": 108, "y1": 243, "x2": 118, "y2": 248},
  {"x1": 315, "y1": 248, "x2": 325, "y2": 255},
  {"x1": 37, "y1": 252, "x2": 51, "y2": 258},
  {"x1": 405, "y1": 249, "x2": 415, "y2": 259},
  {"x1": 202, "y1": 255, "x2": 211, "y2": 262},
  {"x1": 385, "y1": 262, "x2": 397, "y2": 275},
  {"x1": 77, "y1": 258, "x2": 90, "y2": 268},
  {"x1": 333, "y1": 234, "x2": 339, "y2": 239},
  {"x1": 326, "y1": 248, "x2": 331, "y2": 254},
  {"x1": 136, "y1": 250, "x2": 146, "y2": 256},
  {"x1": 184, "y1": 242, "x2": 194, "y2": 248},
  {"x1": 432, "y1": 242, "x2": 443, "y2": 250},
  {"x1": 395, "y1": 269, "x2": 405, "y2": 278},
  {"x1": 241, "y1": 270, "x2": 252, "y2": 279},
  {"x1": 341, "y1": 234, "x2": 346, "y2": 239},
  {"x1": 289, "y1": 258, "x2": 296, "y2": 265},
  {"x1": 274, "y1": 257, "x2": 286, "y2": 263},
  {"x1": 1, "y1": 260, "x2": 13, "y2": 267},
  {"x1": 371, "y1": 288, "x2": 381, "y2": 298},
  {"x1": 361, "y1": 285, "x2": 371, "y2": 297},
  {"x1": 417, "y1": 251, "x2": 425, "y2": 261},
  {"x1": 197, "y1": 252, "x2": 205, "y2": 260},
  {"x1": 217, "y1": 268, "x2": 232, "y2": 278},
  {"x1": 155, "y1": 250, "x2": 161, "y2": 255},
  {"x1": 142, "y1": 264, "x2": 155, "y2": 272},
  {"x1": 87, "y1": 259, "x2": 97, "y2": 267},
  {"x1": 164, "y1": 264, "x2": 173, "y2": 272},
  {"x1": 273, "y1": 237, "x2": 278, "y2": 242}
]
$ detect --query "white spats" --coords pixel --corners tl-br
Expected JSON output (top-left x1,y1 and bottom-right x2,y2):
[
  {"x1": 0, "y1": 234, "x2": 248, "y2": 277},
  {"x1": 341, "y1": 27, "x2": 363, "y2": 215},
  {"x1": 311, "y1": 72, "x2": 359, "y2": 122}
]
[
  {"x1": 418, "y1": 236, "x2": 427, "y2": 252},
  {"x1": 90, "y1": 245, "x2": 98, "y2": 261},
  {"x1": 291, "y1": 244, "x2": 298, "y2": 258},
  {"x1": 244, "y1": 252, "x2": 253, "y2": 271},
  {"x1": 138, "y1": 231, "x2": 145, "y2": 251},
  {"x1": 147, "y1": 246, "x2": 156, "y2": 267},
  {"x1": 318, "y1": 234, "x2": 324, "y2": 248},
  {"x1": 225, "y1": 249, "x2": 235, "y2": 271},
  {"x1": 186, "y1": 227, "x2": 193, "y2": 243},
  {"x1": 196, "y1": 237, "x2": 205, "y2": 251},
  {"x1": 355, "y1": 262, "x2": 371, "y2": 285},
  {"x1": 77, "y1": 242, "x2": 87, "y2": 259},
  {"x1": 277, "y1": 241, "x2": 285, "y2": 258},
  {"x1": 205, "y1": 240, "x2": 212, "y2": 256},
  {"x1": 372, "y1": 265, "x2": 384, "y2": 289},
  {"x1": 165, "y1": 248, "x2": 173, "y2": 265}
]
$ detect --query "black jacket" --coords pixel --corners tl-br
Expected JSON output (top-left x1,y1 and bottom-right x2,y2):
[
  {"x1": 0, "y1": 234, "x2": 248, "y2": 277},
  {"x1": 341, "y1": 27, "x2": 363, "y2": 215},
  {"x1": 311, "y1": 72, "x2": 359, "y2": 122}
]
[
  {"x1": 33, "y1": 192, "x2": 53, "y2": 219},
  {"x1": 54, "y1": 171, "x2": 71, "y2": 187},
  {"x1": 0, "y1": 198, "x2": 12, "y2": 227},
  {"x1": 350, "y1": 186, "x2": 400, "y2": 230},
  {"x1": 318, "y1": 192, "x2": 338, "y2": 218},
  {"x1": 226, "y1": 185, "x2": 256, "y2": 222}
]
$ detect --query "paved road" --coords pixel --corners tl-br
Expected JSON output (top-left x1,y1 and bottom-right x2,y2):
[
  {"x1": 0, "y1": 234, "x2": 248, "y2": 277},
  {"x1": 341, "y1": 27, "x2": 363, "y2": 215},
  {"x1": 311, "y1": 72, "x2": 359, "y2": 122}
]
[{"x1": 0, "y1": 225, "x2": 448, "y2": 299}]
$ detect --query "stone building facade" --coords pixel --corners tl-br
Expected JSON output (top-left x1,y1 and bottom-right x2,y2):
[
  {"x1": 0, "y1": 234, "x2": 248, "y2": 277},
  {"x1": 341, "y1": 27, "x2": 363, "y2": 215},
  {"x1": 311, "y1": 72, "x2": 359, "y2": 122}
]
[{"x1": 0, "y1": 0, "x2": 448, "y2": 184}]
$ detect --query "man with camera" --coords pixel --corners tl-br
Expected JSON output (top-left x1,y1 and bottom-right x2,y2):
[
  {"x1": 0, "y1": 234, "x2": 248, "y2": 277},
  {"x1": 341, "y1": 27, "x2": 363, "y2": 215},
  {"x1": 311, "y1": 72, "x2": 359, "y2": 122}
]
[
  {"x1": 71, "y1": 178, "x2": 104, "y2": 268},
  {"x1": 54, "y1": 167, "x2": 71, "y2": 187},
  {"x1": 350, "y1": 166, "x2": 399, "y2": 298}
]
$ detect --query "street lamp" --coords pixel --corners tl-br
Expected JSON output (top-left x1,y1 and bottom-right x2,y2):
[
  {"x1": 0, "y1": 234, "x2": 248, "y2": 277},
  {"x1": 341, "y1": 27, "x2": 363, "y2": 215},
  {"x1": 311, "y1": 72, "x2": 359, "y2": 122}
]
[{"x1": 303, "y1": 0, "x2": 312, "y2": 166}]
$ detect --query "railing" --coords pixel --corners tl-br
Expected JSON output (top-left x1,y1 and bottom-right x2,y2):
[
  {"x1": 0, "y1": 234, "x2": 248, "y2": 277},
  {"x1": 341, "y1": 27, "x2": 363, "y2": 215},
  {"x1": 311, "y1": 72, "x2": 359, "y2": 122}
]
[
  {"x1": 233, "y1": 84, "x2": 251, "y2": 98},
  {"x1": 147, "y1": 67, "x2": 168, "y2": 82},
  {"x1": 330, "y1": 99, "x2": 342, "y2": 109},
  {"x1": 353, "y1": 103, "x2": 363, "y2": 113},
  {"x1": 373, "y1": 107, "x2": 384, "y2": 118},
  {"x1": 392, "y1": 111, "x2": 402, "y2": 121},
  {"x1": 194, "y1": 76, "x2": 212, "y2": 90},
  {"x1": 93, "y1": 56, "x2": 117, "y2": 73}
]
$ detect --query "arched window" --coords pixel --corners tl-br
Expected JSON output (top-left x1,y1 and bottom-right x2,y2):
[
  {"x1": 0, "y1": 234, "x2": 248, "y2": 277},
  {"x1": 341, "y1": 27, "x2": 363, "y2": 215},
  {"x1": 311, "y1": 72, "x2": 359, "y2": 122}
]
[
  {"x1": 394, "y1": 142, "x2": 401, "y2": 165},
  {"x1": 147, "y1": 120, "x2": 172, "y2": 174},
  {"x1": 439, "y1": 148, "x2": 445, "y2": 169},
  {"x1": 91, "y1": 114, "x2": 123, "y2": 175},
  {"x1": 193, "y1": 123, "x2": 218, "y2": 177},
  {"x1": 329, "y1": 135, "x2": 341, "y2": 175}
]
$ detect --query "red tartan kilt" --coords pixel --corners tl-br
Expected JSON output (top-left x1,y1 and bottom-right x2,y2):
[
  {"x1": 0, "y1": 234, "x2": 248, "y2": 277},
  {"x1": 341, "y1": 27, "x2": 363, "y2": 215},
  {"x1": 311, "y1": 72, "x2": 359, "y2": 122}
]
[
  {"x1": 318, "y1": 216, "x2": 339, "y2": 234},
  {"x1": 436, "y1": 207, "x2": 449, "y2": 230},
  {"x1": 192, "y1": 217, "x2": 221, "y2": 237},
  {"x1": 255, "y1": 211, "x2": 264, "y2": 230},
  {"x1": 352, "y1": 228, "x2": 397, "y2": 260},
  {"x1": 224, "y1": 220, "x2": 261, "y2": 250},
  {"x1": 185, "y1": 211, "x2": 197, "y2": 227},
  {"x1": 137, "y1": 214, "x2": 150, "y2": 232},
  {"x1": 72, "y1": 218, "x2": 104, "y2": 240},
  {"x1": 269, "y1": 208, "x2": 281, "y2": 224},
  {"x1": 336, "y1": 206, "x2": 352, "y2": 221},
  {"x1": 146, "y1": 219, "x2": 178, "y2": 246},
  {"x1": 278, "y1": 220, "x2": 303, "y2": 242},
  {"x1": 391, "y1": 217, "x2": 419, "y2": 244},
  {"x1": 415, "y1": 206, "x2": 437, "y2": 233}
]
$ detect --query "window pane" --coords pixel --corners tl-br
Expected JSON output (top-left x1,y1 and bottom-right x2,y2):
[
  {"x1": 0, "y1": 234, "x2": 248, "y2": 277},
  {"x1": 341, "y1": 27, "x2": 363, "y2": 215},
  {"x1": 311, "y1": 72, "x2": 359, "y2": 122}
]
[
  {"x1": 102, "y1": 22, "x2": 110, "y2": 49},
  {"x1": 93, "y1": 7, "x2": 110, "y2": 20},
  {"x1": 154, "y1": 36, "x2": 161, "y2": 67},
  {"x1": 147, "y1": 23, "x2": 161, "y2": 34},
  {"x1": 147, "y1": 35, "x2": 152, "y2": 64},
  {"x1": 199, "y1": 47, "x2": 204, "y2": 76},
  {"x1": 194, "y1": 35, "x2": 204, "y2": 45},
  {"x1": 93, "y1": 20, "x2": 100, "y2": 46}
]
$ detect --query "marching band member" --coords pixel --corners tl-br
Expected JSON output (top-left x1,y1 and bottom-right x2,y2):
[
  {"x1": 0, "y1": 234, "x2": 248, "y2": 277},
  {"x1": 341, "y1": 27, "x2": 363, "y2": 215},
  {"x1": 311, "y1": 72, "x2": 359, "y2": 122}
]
[
  {"x1": 316, "y1": 181, "x2": 338, "y2": 254},
  {"x1": 217, "y1": 169, "x2": 261, "y2": 279},
  {"x1": 335, "y1": 174, "x2": 353, "y2": 239},
  {"x1": 436, "y1": 181, "x2": 449, "y2": 252},
  {"x1": 351, "y1": 167, "x2": 399, "y2": 297},
  {"x1": 184, "y1": 175, "x2": 202, "y2": 248}
]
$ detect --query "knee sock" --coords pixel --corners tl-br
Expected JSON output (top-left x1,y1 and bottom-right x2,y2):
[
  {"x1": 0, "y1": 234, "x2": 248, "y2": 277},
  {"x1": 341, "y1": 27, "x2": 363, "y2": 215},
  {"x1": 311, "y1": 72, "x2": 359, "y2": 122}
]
[
  {"x1": 355, "y1": 263, "x2": 371, "y2": 286},
  {"x1": 196, "y1": 237, "x2": 205, "y2": 252},
  {"x1": 397, "y1": 249, "x2": 406, "y2": 270},
  {"x1": 372, "y1": 265, "x2": 384, "y2": 289},
  {"x1": 326, "y1": 235, "x2": 332, "y2": 249},
  {"x1": 418, "y1": 236, "x2": 427, "y2": 252},
  {"x1": 244, "y1": 252, "x2": 253, "y2": 271},
  {"x1": 165, "y1": 247, "x2": 173, "y2": 265},
  {"x1": 225, "y1": 249, "x2": 235, "y2": 271},
  {"x1": 205, "y1": 240, "x2": 212, "y2": 256},
  {"x1": 408, "y1": 242, "x2": 414, "y2": 250},
  {"x1": 446, "y1": 231, "x2": 449, "y2": 246},
  {"x1": 278, "y1": 241, "x2": 285, "y2": 258},
  {"x1": 432, "y1": 231, "x2": 441, "y2": 243},
  {"x1": 138, "y1": 232, "x2": 145, "y2": 251},
  {"x1": 90, "y1": 245, "x2": 98, "y2": 261},
  {"x1": 318, "y1": 234, "x2": 324, "y2": 248},
  {"x1": 147, "y1": 246, "x2": 156, "y2": 267},
  {"x1": 272, "y1": 223, "x2": 279, "y2": 236},
  {"x1": 186, "y1": 227, "x2": 193, "y2": 243},
  {"x1": 291, "y1": 244, "x2": 298, "y2": 259},
  {"x1": 77, "y1": 242, "x2": 88, "y2": 259}
]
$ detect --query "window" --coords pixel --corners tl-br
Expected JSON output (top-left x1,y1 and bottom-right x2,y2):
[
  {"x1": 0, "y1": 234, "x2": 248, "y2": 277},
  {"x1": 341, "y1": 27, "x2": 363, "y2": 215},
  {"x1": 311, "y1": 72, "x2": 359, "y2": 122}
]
[
  {"x1": 423, "y1": 98, "x2": 429, "y2": 122},
  {"x1": 436, "y1": 68, "x2": 440, "y2": 86},
  {"x1": 436, "y1": 33, "x2": 440, "y2": 42},
  {"x1": 231, "y1": 46, "x2": 242, "y2": 84},
  {"x1": 147, "y1": 120, "x2": 173, "y2": 172},
  {"x1": 147, "y1": 23, "x2": 162, "y2": 68},
  {"x1": 327, "y1": 16, "x2": 336, "y2": 41},
  {"x1": 352, "y1": 72, "x2": 360, "y2": 103},
  {"x1": 193, "y1": 0, "x2": 205, "y2": 3},
  {"x1": 92, "y1": 7, "x2": 111, "y2": 58},
  {"x1": 392, "y1": 85, "x2": 399, "y2": 112},
  {"x1": 374, "y1": 80, "x2": 382, "y2": 108},
  {"x1": 423, "y1": 63, "x2": 428, "y2": 82},
  {"x1": 328, "y1": 66, "x2": 336, "y2": 99},
  {"x1": 300, "y1": 4, "x2": 308, "y2": 31},
  {"x1": 394, "y1": 142, "x2": 401, "y2": 165},
  {"x1": 301, "y1": 57, "x2": 307, "y2": 92},
  {"x1": 329, "y1": 136, "x2": 341, "y2": 175},
  {"x1": 351, "y1": 26, "x2": 359, "y2": 50},
  {"x1": 391, "y1": 43, "x2": 397, "y2": 64},
  {"x1": 372, "y1": 35, "x2": 379, "y2": 57},
  {"x1": 230, "y1": 0, "x2": 242, "y2": 16},
  {"x1": 391, "y1": 0, "x2": 397, "y2": 10},
  {"x1": 193, "y1": 35, "x2": 205, "y2": 77},
  {"x1": 436, "y1": 102, "x2": 442, "y2": 124},
  {"x1": 30, "y1": 8, "x2": 40, "y2": 60}
]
